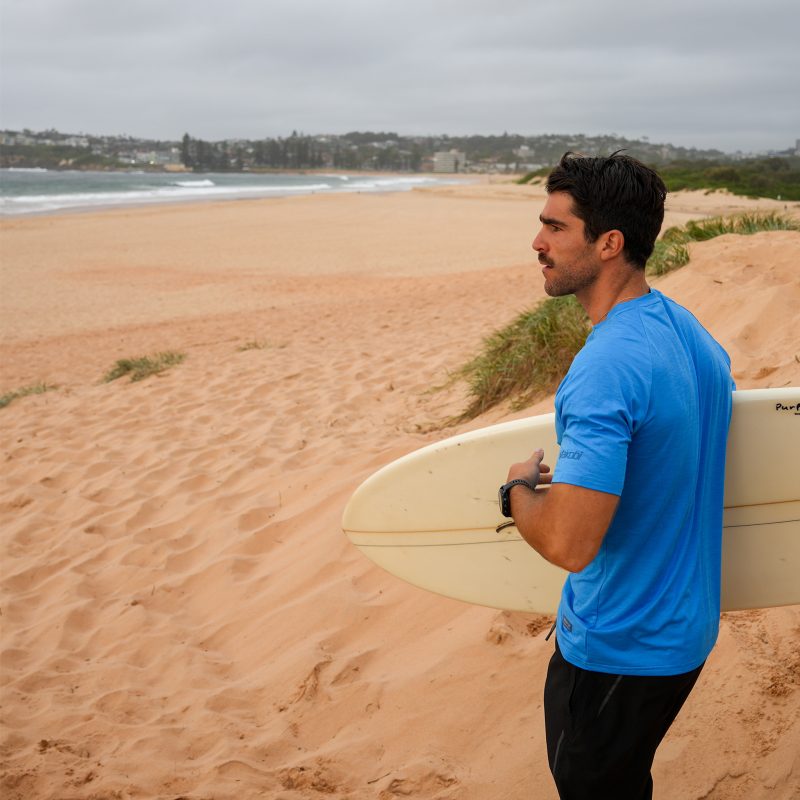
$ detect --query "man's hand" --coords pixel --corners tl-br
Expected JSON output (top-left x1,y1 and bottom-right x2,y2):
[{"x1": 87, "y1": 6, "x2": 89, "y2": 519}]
[
  {"x1": 504, "y1": 448, "x2": 618, "y2": 573},
  {"x1": 507, "y1": 448, "x2": 553, "y2": 488}
]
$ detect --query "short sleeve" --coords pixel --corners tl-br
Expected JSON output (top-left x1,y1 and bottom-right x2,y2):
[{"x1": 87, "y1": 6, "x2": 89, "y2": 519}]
[{"x1": 553, "y1": 345, "x2": 648, "y2": 496}]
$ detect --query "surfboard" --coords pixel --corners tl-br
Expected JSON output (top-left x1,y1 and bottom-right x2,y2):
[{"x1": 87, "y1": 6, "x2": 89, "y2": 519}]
[{"x1": 342, "y1": 387, "x2": 800, "y2": 613}]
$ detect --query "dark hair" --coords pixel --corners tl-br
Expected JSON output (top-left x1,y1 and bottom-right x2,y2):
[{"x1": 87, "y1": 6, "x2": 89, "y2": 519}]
[{"x1": 546, "y1": 151, "x2": 666, "y2": 269}]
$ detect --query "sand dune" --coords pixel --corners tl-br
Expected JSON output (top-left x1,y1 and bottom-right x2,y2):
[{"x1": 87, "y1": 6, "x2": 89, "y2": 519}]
[{"x1": 1, "y1": 185, "x2": 799, "y2": 799}]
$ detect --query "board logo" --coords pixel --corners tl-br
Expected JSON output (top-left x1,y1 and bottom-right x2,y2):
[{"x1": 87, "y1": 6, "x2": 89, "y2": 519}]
[{"x1": 775, "y1": 401, "x2": 800, "y2": 415}]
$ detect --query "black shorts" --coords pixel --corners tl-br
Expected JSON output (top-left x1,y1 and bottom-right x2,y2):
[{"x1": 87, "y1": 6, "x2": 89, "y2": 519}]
[{"x1": 544, "y1": 639, "x2": 704, "y2": 800}]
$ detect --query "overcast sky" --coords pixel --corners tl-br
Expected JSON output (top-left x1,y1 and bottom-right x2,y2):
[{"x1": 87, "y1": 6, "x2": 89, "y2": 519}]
[{"x1": 1, "y1": 0, "x2": 797, "y2": 152}]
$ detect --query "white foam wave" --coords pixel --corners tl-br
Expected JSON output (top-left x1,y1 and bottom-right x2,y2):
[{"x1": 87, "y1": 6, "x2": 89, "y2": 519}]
[
  {"x1": 343, "y1": 176, "x2": 443, "y2": 192},
  {"x1": 0, "y1": 181, "x2": 337, "y2": 214},
  {"x1": 0, "y1": 174, "x2": 470, "y2": 215},
  {"x1": 173, "y1": 179, "x2": 216, "y2": 188}
]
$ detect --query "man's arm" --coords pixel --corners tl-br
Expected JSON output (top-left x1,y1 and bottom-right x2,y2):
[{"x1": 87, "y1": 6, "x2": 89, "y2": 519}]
[{"x1": 507, "y1": 450, "x2": 619, "y2": 573}]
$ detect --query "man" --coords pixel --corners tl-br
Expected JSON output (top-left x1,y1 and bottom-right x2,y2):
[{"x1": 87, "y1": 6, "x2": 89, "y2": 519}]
[{"x1": 498, "y1": 152, "x2": 734, "y2": 799}]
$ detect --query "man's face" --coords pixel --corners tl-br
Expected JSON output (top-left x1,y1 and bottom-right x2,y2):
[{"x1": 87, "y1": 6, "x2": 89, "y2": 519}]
[{"x1": 532, "y1": 192, "x2": 601, "y2": 298}]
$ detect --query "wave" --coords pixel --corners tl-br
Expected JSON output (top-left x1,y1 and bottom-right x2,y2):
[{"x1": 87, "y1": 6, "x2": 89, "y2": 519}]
[
  {"x1": 172, "y1": 179, "x2": 216, "y2": 188},
  {"x1": 343, "y1": 176, "x2": 445, "y2": 191},
  {"x1": 3, "y1": 167, "x2": 50, "y2": 173},
  {"x1": 0, "y1": 182, "x2": 335, "y2": 214},
  {"x1": 0, "y1": 174, "x2": 470, "y2": 215}
]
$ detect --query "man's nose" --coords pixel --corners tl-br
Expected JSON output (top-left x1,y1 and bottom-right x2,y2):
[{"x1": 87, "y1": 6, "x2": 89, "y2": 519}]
[{"x1": 532, "y1": 230, "x2": 545, "y2": 252}]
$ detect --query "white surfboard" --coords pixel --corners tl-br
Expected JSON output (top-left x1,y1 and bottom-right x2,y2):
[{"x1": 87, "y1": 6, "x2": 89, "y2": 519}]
[{"x1": 342, "y1": 388, "x2": 800, "y2": 613}]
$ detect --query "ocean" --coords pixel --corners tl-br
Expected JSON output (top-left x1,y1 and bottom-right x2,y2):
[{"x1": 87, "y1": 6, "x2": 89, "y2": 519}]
[{"x1": 0, "y1": 169, "x2": 466, "y2": 216}]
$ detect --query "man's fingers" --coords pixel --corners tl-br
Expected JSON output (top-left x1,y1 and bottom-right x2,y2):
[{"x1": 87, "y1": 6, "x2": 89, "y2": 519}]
[{"x1": 506, "y1": 451, "x2": 551, "y2": 485}]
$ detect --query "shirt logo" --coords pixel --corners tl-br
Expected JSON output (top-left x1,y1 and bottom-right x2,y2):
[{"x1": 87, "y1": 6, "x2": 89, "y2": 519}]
[
  {"x1": 559, "y1": 450, "x2": 583, "y2": 460},
  {"x1": 561, "y1": 615, "x2": 573, "y2": 633}
]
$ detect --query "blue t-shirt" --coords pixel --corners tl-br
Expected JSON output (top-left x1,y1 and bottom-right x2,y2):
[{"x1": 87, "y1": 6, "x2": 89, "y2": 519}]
[{"x1": 552, "y1": 289, "x2": 734, "y2": 676}]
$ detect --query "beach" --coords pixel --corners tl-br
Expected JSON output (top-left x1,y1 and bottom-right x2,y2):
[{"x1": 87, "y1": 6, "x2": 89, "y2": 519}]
[{"x1": 1, "y1": 182, "x2": 799, "y2": 799}]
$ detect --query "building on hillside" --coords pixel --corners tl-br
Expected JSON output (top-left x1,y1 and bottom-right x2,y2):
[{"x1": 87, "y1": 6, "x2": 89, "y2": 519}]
[
  {"x1": 1, "y1": 133, "x2": 36, "y2": 146},
  {"x1": 129, "y1": 149, "x2": 183, "y2": 166},
  {"x1": 433, "y1": 149, "x2": 466, "y2": 173}
]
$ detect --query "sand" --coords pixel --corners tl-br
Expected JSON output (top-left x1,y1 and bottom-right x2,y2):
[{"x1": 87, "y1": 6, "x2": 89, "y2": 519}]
[{"x1": 1, "y1": 182, "x2": 799, "y2": 799}]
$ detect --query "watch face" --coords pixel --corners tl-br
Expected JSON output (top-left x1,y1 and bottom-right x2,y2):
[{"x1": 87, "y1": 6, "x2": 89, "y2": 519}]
[{"x1": 499, "y1": 483, "x2": 509, "y2": 517}]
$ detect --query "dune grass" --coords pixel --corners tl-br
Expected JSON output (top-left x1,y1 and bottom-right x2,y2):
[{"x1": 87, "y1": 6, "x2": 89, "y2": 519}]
[
  {"x1": 103, "y1": 351, "x2": 186, "y2": 383},
  {"x1": 647, "y1": 211, "x2": 800, "y2": 276},
  {"x1": 457, "y1": 212, "x2": 799, "y2": 419},
  {"x1": 516, "y1": 170, "x2": 548, "y2": 185},
  {"x1": 457, "y1": 296, "x2": 590, "y2": 419},
  {"x1": 0, "y1": 382, "x2": 58, "y2": 410}
]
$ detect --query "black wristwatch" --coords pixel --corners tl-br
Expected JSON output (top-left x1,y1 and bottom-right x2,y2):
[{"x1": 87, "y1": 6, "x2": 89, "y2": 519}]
[{"x1": 498, "y1": 478, "x2": 537, "y2": 517}]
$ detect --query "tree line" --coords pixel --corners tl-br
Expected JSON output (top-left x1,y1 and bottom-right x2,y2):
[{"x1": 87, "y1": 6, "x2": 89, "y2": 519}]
[{"x1": 180, "y1": 132, "x2": 423, "y2": 172}]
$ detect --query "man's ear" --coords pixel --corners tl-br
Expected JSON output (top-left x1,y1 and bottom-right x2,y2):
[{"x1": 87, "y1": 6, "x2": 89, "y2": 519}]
[{"x1": 597, "y1": 229, "x2": 625, "y2": 261}]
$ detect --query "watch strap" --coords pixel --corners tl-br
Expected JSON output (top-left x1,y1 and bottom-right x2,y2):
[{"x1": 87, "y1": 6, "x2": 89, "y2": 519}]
[{"x1": 499, "y1": 478, "x2": 536, "y2": 517}]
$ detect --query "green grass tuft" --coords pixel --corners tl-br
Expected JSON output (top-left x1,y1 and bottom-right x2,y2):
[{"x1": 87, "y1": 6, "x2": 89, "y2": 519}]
[
  {"x1": 103, "y1": 351, "x2": 186, "y2": 383},
  {"x1": 0, "y1": 382, "x2": 58, "y2": 409},
  {"x1": 683, "y1": 211, "x2": 800, "y2": 238},
  {"x1": 646, "y1": 211, "x2": 799, "y2": 276},
  {"x1": 457, "y1": 296, "x2": 590, "y2": 420},
  {"x1": 646, "y1": 238, "x2": 690, "y2": 276},
  {"x1": 516, "y1": 168, "x2": 550, "y2": 185}
]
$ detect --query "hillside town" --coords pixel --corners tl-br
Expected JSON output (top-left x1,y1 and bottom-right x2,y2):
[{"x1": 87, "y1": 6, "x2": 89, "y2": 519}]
[{"x1": 5, "y1": 127, "x2": 793, "y2": 174}]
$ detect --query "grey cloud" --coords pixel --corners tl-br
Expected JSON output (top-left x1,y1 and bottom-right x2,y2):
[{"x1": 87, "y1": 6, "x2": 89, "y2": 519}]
[{"x1": 1, "y1": 0, "x2": 797, "y2": 150}]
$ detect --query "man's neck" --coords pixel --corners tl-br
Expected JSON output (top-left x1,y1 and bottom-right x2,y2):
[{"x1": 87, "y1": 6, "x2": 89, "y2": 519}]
[{"x1": 577, "y1": 267, "x2": 650, "y2": 326}]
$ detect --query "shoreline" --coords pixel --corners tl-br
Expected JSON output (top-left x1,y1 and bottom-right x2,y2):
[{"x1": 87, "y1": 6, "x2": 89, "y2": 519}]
[{"x1": 0, "y1": 168, "x2": 478, "y2": 219}]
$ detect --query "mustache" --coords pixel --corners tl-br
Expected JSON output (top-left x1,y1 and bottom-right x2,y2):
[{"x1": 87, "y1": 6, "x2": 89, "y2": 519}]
[{"x1": 538, "y1": 254, "x2": 554, "y2": 267}]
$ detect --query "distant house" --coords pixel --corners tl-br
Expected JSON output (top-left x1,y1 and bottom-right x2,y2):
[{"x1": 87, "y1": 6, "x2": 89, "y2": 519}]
[
  {"x1": 433, "y1": 150, "x2": 466, "y2": 173},
  {"x1": 128, "y1": 150, "x2": 177, "y2": 166},
  {"x1": 3, "y1": 133, "x2": 36, "y2": 146}
]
